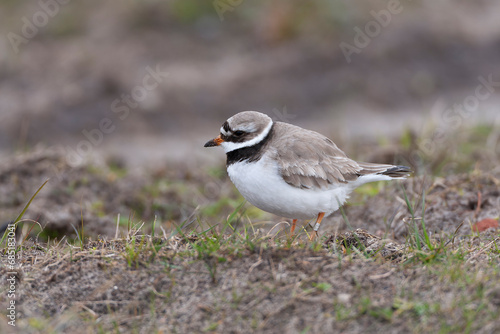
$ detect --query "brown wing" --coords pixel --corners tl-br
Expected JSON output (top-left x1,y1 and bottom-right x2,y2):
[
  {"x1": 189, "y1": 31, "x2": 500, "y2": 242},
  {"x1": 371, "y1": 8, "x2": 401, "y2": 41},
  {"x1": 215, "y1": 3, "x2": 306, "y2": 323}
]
[{"x1": 270, "y1": 123, "x2": 362, "y2": 190}]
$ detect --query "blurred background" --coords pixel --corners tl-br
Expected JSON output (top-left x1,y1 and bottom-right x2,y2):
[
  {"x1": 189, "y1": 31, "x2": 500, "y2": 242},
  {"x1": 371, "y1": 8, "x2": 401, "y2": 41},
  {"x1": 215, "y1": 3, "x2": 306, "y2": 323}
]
[
  {"x1": 1, "y1": 0, "x2": 499, "y2": 238},
  {"x1": 1, "y1": 0, "x2": 499, "y2": 167}
]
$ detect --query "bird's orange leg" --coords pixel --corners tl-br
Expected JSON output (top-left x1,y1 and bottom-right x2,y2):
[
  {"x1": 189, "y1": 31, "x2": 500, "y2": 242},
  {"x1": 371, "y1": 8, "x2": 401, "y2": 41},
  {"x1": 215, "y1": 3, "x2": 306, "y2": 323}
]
[
  {"x1": 290, "y1": 219, "x2": 297, "y2": 235},
  {"x1": 309, "y1": 212, "x2": 325, "y2": 241}
]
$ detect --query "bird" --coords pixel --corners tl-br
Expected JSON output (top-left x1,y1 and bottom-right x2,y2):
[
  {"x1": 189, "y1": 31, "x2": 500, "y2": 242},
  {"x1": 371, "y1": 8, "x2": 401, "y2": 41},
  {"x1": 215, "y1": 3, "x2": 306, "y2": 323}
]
[{"x1": 204, "y1": 111, "x2": 411, "y2": 240}]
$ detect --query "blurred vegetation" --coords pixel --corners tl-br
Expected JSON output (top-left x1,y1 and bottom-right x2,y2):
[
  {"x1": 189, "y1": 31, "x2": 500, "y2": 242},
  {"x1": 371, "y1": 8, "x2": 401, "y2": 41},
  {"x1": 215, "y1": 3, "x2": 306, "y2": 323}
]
[{"x1": 1, "y1": 0, "x2": 429, "y2": 42}]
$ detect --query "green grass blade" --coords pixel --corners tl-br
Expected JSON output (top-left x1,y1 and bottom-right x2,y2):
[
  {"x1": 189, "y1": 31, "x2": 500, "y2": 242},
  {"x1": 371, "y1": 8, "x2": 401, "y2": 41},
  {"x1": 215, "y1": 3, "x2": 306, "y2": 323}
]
[
  {"x1": 420, "y1": 190, "x2": 432, "y2": 250},
  {"x1": 222, "y1": 201, "x2": 246, "y2": 234},
  {"x1": 14, "y1": 179, "x2": 49, "y2": 223},
  {"x1": 71, "y1": 224, "x2": 83, "y2": 248},
  {"x1": 402, "y1": 185, "x2": 421, "y2": 251},
  {"x1": 1, "y1": 179, "x2": 49, "y2": 246},
  {"x1": 152, "y1": 215, "x2": 157, "y2": 238}
]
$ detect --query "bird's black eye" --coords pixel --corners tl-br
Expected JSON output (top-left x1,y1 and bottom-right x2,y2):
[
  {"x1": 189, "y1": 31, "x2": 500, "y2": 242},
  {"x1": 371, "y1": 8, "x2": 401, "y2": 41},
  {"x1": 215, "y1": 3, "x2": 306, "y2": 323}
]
[{"x1": 234, "y1": 130, "x2": 245, "y2": 136}]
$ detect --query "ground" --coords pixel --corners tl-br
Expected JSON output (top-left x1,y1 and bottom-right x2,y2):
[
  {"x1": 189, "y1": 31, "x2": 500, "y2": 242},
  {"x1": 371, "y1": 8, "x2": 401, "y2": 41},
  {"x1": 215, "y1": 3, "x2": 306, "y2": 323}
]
[{"x1": 0, "y1": 125, "x2": 499, "y2": 333}]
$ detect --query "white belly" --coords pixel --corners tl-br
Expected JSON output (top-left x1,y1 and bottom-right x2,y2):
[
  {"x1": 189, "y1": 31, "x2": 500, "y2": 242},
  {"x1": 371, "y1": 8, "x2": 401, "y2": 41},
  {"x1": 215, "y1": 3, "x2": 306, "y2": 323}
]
[{"x1": 227, "y1": 157, "x2": 352, "y2": 219}]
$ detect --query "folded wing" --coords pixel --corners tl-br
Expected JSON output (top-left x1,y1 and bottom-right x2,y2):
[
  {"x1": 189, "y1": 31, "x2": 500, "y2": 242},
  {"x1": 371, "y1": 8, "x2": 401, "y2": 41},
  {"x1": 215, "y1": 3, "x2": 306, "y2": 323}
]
[{"x1": 271, "y1": 124, "x2": 361, "y2": 190}]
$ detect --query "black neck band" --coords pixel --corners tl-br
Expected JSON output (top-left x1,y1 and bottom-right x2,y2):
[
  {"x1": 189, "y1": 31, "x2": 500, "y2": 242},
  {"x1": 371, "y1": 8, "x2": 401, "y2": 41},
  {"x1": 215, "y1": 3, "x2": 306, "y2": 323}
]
[{"x1": 226, "y1": 124, "x2": 274, "y2": 166}]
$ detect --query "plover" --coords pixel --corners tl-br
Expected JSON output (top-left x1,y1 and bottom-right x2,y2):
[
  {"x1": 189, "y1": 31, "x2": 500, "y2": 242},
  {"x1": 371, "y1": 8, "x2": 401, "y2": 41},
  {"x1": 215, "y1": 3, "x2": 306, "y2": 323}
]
[{"x1": 204, "y1": 111, "x2": 411, "y2": 239}]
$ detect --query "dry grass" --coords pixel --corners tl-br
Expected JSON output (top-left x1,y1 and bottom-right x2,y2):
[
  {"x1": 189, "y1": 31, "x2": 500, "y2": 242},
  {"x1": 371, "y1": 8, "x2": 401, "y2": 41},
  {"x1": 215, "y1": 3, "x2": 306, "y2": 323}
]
[{"x1": 1, "y1": 214, "x2": 499, "y2": 333}]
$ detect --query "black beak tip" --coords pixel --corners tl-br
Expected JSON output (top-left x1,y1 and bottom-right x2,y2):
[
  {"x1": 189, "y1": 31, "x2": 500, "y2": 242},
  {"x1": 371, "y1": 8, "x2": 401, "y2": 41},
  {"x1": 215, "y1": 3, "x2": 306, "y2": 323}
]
[{"x1": 204, "y1": 140, "x2": 216, "y2": 147}]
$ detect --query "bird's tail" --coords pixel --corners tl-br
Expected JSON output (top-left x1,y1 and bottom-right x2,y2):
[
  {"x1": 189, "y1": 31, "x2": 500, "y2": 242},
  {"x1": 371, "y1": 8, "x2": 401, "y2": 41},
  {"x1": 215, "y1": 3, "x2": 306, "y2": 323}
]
[{"x1": 358, "y1": 162, "x2": 412, "y2": 179}]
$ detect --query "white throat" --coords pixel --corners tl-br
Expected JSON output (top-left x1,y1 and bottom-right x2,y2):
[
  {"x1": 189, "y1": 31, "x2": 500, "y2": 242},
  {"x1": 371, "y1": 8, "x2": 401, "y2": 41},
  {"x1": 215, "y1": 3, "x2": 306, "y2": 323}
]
[{"x1": 221, "y1": 121, "x2": 273, "y2": 153}]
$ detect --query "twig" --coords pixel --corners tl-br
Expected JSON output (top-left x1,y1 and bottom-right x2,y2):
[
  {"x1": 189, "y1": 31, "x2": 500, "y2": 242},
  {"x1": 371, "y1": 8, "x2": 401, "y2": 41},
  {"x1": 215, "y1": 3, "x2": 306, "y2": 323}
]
[
  {"x1": 369, "y1": 268, "x2": 395, "y2": 280},
  {"x1": 78, "y1": 304, "x2": 97, "y2": 317},
  {"x1": 115, "y1": 213, "x2": 120, "y2": 240},
  {"x1": 249, "y1": 258, "x2": 263, "y2": 273},
  {"x1": 268, "y1": 257, "x2": 277, "y2": 281},
  {"x1": 475, "y1": 191, "x2": 482, "y2": 218},
  {"x1": 466, "y1": 237, "x2": 500, "y2": 263},
  {"x1": 266, "y1": 221, "x2": 289, "y2": 237},
  {"x1": 160, "y1": 225, "x2": 169, "y2": 240}
]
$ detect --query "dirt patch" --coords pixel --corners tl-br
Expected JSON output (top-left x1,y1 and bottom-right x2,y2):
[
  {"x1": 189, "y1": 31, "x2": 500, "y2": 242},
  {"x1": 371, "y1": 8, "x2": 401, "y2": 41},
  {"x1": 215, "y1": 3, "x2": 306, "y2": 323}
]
[
  {"x1": 1, "y1": 230, "x2": 499, "y2": 333},
  {"x1": 0, "y1": 149, "x2": 235, "y2": 239},
  {"x1": 341, "y1": 172, "x2": 500, "y2": 241},
  {"x1": 325, "y1": 229, "x2": 405, "y2": 260}
]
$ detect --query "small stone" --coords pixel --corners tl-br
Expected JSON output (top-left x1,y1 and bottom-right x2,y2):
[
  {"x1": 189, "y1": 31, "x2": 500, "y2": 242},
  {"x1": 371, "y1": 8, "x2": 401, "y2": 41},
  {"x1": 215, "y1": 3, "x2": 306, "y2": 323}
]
[{"x1": 337, "y1": 293, "x2": 351, "y2": 304}]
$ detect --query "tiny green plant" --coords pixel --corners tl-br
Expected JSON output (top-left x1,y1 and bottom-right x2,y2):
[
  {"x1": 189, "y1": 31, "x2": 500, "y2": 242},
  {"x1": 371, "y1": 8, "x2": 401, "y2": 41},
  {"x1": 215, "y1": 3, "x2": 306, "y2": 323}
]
[
  {"x1": 312, "y1": 282, "x2": 332, "y2": 292},
  {"x1": 71, "y1": 224, "x2": 85, "y2": 249},
  {"x1": 123, "y1": 236, "x2": 145, "y2": 268},
  {"x1": 151, "y1": 215, "x2": 157, "y2": 238},
  {"x1": 402, "y1": 184, "x2": 421, "y2": 252},
  {"x1": 0, "y1": 179, "x2": 49, "y2": 247},
  {"x1": 401, "y1": 183, "x2": 451, "y2": 263},
  {"x1": 222, "y1": 200, "x2": 246, "y2": 234}
]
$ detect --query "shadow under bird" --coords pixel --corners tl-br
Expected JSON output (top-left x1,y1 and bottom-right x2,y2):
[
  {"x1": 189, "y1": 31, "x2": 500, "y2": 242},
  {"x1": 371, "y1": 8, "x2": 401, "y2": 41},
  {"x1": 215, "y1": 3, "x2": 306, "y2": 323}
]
[{"x1": 204, "y1": 111, "x2": 412, "y2": 240}]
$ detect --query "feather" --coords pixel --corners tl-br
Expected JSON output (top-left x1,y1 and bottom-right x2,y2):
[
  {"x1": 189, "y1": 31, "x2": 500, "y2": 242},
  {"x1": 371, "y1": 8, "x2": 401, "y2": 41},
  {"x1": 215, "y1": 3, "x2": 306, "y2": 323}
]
[{"x1": 269, "y1": 122, "x2": 363, "y2": 190}]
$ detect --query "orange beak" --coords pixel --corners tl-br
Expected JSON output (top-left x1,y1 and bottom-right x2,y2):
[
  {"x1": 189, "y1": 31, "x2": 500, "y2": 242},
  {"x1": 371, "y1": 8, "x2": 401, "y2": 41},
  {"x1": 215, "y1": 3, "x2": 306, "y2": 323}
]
[{"x1": 204, "y1": 135, "x2": 224, "y2": 147}]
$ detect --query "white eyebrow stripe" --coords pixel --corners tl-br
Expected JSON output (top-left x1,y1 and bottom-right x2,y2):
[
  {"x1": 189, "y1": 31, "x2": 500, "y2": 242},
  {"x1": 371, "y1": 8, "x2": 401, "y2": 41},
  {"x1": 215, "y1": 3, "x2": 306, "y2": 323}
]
[
  {"x1": 220, "y1": 120, "x2": 273, "y2": 153},
  {"x1": 220, "y1": 127, "x2": 230, "y2": 136}
]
